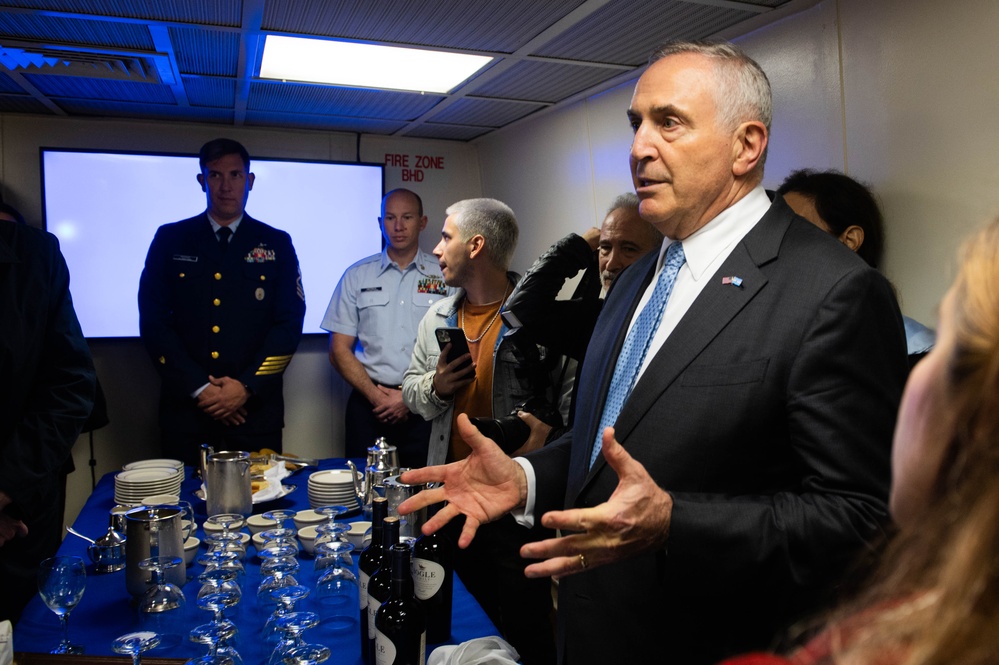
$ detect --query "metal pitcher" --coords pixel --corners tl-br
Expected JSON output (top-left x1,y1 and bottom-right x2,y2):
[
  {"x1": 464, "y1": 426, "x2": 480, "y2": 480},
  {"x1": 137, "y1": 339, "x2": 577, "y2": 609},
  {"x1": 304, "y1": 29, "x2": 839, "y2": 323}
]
[
  {"x1": 203, "y1": 449, "x2": 252, "y2": 517},
  {"x1": 346, "y1": 437, "x2": 399, "y2": 518},
  {"x1": 383, "y1": 473, "x2": 427, "y2": 540},
  {"x1": 124, "y1": 506, "x2": 185, "y2": 597}
]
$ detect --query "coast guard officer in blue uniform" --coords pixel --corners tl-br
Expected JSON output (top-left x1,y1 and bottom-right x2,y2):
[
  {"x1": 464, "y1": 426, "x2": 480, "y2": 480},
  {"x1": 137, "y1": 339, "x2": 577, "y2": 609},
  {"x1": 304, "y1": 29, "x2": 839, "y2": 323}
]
[
  {"x1": 321, "y1": 188, "x2": 449, "y2": 467},
  {"x1": 138, "y1": 138, "x2": 306, "y2": 466}
]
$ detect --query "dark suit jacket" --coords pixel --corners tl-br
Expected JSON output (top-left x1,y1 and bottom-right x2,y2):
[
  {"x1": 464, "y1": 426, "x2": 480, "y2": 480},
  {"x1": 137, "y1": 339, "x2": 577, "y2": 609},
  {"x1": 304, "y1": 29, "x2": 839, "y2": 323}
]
[
  {"x1": 138, "y1": 212, "x2": 305, "y2": 436},
  {"x1": 0, "y1": 221, "x2": 95, "y2": 515},
  {"x1": 1, "y1": 221, "x2": 95, "y2": 621},
  {"x1": 529, "y1": 195, "x2": 907, "y2": 664}
]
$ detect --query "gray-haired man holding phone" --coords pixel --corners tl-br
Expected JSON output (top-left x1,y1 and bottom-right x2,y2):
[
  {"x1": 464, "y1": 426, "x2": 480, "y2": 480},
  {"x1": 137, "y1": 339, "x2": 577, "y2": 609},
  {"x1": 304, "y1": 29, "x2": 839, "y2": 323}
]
[{"x1": 402, "y1": 197, "x2": 571, "y2": 665}]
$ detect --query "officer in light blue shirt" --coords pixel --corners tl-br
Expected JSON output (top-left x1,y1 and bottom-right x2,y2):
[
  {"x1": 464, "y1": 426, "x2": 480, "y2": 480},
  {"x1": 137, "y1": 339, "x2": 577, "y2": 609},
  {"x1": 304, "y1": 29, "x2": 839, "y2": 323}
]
[{"x1": 321, "y1": 189, "x2": 449, "y2": 466}]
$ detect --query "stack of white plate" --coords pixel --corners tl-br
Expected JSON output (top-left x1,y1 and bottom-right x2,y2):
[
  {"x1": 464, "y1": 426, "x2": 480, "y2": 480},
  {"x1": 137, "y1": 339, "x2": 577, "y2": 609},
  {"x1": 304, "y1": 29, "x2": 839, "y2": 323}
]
[
  {"x1": 115, "y1": 459, "x2": 184, "y2": 505},
  {"x1": 307, "y1": 469, "x2": 358, "y2": 511}
]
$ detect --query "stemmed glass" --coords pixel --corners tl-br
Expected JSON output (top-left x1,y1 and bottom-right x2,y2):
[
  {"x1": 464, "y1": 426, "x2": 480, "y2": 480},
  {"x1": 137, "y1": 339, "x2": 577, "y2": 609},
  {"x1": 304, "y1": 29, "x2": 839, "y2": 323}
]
[
  {"x1": 266, "y1": 611, "x2": 321, "y2": 665},
  {"x1": 196, "y1": 568, "x2": 242, "y2": 630},
  {"x1": 112, "y1": 631, "x2": 161, "y2": 665},
  {"x1": 263, "y1": 584, "x2": 310, "y2": 646},
  {"x1": 206, "y1": 513, "x2": 244, "y2": 538},
  {"x1": 137, "y1": 556, "x2": 187, "y2": 648},
  {"x1": 282, "y1": 644, "x2": 331, "y2": 665},
  {"x1": 204, "y1": 530, "x2": 246, "y2": 560},
  {"x1": 314, "y1": 505, "x2": 350, "y2": 528},
  {"x1": 37, "y1": 555, "x2": 86, "y2": 654},
  {"x1": 314, "y1": 540, "x2": 357, "y2": 632},
  {"x1": 262, "y1": 509, "x2": 295, "y2": 530},
  {"x1": 190, "y1": 620, "x2": 242, "y2": 665},
  {"x1": 197, "y1": 549, "x2": 245, "y2": 592},
  {"x1": 257, "y1": 544, "x2": 301, "y2": 606}
]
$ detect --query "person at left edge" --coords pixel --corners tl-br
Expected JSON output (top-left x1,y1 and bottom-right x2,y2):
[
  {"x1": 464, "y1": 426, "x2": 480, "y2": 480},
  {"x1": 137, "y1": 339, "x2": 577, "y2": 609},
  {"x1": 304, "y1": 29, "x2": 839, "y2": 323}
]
[
  {"x1": 321, "y1": 188, "x2": 449, "y2": 468},
  {"x1": 1, "y1": 204, "x2": 96, "y2": 622},
  {"x1": 138, "y1": 138, "x2": 306, "y2": 467}
]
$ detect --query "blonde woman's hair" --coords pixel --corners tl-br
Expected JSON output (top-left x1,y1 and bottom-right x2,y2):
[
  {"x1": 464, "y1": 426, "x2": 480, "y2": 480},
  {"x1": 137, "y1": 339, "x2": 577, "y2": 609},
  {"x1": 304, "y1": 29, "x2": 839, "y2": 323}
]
[{"x1": 825, "y1": 218, "x2": 999, "y2": 665}]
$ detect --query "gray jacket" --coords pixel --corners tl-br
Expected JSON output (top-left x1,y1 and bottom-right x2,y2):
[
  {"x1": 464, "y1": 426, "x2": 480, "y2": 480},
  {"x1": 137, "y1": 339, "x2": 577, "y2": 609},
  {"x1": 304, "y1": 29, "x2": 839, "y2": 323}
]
[{"x1": 403, "y1": 279, "x2": 574, "y2": 467}]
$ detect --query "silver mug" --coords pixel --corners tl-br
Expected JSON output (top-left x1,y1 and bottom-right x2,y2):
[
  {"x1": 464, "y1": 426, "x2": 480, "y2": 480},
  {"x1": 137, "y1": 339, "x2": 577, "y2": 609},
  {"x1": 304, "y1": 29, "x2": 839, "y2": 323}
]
[
  {"x1": 383, "y1": 472, "x2": 426, "y2": 540},
  {"x1": 124, "y1": 506, "x2": 186, "y2": 597},
  {"x1": 204, "y1": 450, "x2": 252, "y2": 517}
]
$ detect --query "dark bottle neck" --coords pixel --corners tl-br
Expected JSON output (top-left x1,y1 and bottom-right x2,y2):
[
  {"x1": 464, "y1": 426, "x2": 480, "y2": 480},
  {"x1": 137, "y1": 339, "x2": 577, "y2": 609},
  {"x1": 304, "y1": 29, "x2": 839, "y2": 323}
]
[
  {"x1": 382, "y1": 516, "x2": 401, "y2": 551},
  {"x1": 389, "y1": 543, "x2": 414, "y2": 599},
  {"x1": 370, "y1": 498, "x2": 388, "y2": 549}
]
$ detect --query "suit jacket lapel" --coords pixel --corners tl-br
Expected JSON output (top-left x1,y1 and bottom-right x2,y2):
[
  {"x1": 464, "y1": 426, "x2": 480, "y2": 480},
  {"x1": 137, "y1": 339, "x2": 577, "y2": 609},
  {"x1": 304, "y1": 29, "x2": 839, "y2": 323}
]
[{"x1": 583, "y1": 197, "x2": 793, "y2": 481}]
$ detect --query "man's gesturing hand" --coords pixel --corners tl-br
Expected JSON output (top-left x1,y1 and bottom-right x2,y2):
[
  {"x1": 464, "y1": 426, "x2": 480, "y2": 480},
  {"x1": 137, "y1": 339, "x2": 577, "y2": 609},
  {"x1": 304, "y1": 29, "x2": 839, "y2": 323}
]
[
  {"x1": 397, "y1": 414, "x2": 527, "y2": 549},
  {"x1": 520, "y1": 426, "x2": 672, "y2": 579}
]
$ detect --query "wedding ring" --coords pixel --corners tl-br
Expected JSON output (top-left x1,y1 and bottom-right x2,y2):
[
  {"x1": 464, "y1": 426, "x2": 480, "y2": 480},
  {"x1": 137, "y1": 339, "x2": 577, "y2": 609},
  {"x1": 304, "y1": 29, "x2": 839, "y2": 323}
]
[{"x1": 578, "y1": 553, "x2": 588, "y2": 570}]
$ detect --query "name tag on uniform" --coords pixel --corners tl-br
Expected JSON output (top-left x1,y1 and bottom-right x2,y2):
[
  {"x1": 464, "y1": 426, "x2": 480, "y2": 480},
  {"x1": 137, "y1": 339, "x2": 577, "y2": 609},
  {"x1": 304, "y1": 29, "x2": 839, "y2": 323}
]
[
  {"x1": 173, "y1": 254, "x2": 198, "y2": 262},
  {"x1": 360, "y1": 286, "x2": 382, "y2": 293}
]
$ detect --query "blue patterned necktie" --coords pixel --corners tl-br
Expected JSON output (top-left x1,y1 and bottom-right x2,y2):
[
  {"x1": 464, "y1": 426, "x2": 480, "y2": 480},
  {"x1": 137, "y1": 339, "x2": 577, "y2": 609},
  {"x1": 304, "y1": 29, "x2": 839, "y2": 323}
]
[{"x1": 589, "y1": 241, "x2": 686, "y2": 468}]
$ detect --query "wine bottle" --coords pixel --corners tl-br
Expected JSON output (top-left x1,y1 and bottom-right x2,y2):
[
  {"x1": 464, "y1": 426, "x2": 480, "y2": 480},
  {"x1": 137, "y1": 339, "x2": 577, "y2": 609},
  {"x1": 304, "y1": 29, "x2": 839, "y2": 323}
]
[
  {"x1": 367, "y1": 516, "x2": 401, "y2": 664},
  {"x1": 359, "y1": 497, "x2": 389, "y2": 664},
  {"x1": 374, "y1": 542, "x2": 426, "y2": 665},
  {"x1": 411, "y1": 503, "x2": 453, "y2": 643}
]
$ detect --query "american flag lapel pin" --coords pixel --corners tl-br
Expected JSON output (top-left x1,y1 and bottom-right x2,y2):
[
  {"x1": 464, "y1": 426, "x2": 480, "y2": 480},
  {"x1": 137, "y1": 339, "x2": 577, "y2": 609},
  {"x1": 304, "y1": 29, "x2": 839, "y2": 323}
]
[{"x1": 721, "y1": 276, "x2": 744, "y2": 288}]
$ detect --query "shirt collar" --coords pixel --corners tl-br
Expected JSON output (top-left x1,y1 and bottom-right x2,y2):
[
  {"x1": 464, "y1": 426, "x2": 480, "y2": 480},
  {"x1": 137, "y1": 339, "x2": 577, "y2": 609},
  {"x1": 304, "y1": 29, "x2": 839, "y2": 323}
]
[
  {"x1": 655, "y1": 186, "x2": 771, "y2": 280},
  {"x1": 379, "y1": 247, "x2": 437, "y2": 276},
  {"x1": 208, "y1": 213, "x2": 244, "y2": 235}
]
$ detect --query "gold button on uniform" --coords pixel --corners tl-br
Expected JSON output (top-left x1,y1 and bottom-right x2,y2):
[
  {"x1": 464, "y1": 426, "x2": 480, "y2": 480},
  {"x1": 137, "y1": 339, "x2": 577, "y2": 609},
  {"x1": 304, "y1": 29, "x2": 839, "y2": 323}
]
[
  {"x1": 179, "y1": 273, "x2": 185, "y2": 278},
  {"x1": 158, "y1": 356, "x2": 166, "y2": 364},
  {"x1": 260, "y1": 275, "x2": 266, "y2": 281},
  {"x1": 214, "y1": 272, "x2": 222, "y2": 280},
  {"x1": 213, "y1": 298, "x2": 221, "y2": 306},
  {"x1": 211, "y1": 351, "x2": 219, "y2": 359},
  {"x1": 212, "y1": 325, "x2": 220, "y2": 333}
]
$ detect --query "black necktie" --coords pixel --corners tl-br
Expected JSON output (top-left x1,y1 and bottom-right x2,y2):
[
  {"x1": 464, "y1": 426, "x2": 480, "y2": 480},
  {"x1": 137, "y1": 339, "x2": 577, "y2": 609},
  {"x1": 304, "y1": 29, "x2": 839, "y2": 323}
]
[{"x1": 217, "y1": 226, "x2": 232, "y2": 253}]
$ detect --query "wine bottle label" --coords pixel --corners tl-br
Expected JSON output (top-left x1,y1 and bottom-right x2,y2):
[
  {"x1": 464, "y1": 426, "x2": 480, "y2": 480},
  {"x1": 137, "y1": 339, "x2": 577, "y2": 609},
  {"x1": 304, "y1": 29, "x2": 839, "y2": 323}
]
[
  {"x1": 368, "y1": 593, "x2": 381, "y2": 636},
  {"x1": 412, "y1": 558, "x2": 445, "y2": 600},
  {"x1": 360, "y1": 570, "x2": 371, "y2": 610},
  {"x1": 374, "y1": 627, "x2": 396, "y2": 665}
]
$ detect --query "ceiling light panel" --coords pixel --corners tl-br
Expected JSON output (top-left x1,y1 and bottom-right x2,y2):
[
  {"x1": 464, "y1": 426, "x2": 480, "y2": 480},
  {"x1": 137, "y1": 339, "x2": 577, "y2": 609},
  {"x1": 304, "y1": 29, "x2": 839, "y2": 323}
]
[{"x1": 259, "y1": 35, "x2": 492, "y2": 94}]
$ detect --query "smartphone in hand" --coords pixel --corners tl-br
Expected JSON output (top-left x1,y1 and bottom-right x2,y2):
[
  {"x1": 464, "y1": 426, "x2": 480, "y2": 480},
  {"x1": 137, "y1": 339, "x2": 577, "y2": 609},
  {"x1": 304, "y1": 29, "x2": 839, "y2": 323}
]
[{"x1": 435, "y1": 327, "x2": 474, "y2": 374}]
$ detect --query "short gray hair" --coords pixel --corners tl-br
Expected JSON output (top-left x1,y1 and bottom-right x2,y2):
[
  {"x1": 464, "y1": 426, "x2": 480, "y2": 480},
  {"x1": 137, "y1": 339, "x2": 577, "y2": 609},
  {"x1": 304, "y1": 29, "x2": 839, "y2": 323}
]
[
  {"x1": 650, "y1": 41, "x2": 771, "y2": 172},
  {"x1": 606, "y1": 192, "x2": 640, "y2": 217},
  {"x1": 604, "y1": 192, "x2": 663, "y2": 248},
  {"x1": 446, "y1": 198, "x2": 519, "y2": 270}
]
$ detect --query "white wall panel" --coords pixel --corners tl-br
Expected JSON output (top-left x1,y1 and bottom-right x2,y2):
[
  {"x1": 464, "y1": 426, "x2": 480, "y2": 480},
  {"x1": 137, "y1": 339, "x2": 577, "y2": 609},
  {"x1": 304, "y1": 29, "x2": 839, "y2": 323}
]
[
  {"x1": 839, "y1": 0, "x2": 999, "y2": 323},
  {"x1": 476, "y1": 99, "x2": 600, "y2": 274}
]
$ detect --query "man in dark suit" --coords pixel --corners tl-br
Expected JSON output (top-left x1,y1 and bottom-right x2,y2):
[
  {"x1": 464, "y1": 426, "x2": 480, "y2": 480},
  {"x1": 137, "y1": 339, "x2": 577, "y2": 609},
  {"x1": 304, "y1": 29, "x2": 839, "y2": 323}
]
[
  {"x1": 400, "y1": 41, "x2": 908, "y2": 664},
  {"x1": 138, "y1": 138, "x2": 305, "y2": 466},
  {"x1": 1, "y1": 210, "x2": 96, "y2": 622}
]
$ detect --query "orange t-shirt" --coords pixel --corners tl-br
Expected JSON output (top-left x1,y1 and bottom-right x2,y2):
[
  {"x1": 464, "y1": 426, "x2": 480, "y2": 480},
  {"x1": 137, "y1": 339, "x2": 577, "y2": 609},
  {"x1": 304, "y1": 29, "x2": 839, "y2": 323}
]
[{"x1": 449, "y1": 299, "x2": 504, "y2": 461}]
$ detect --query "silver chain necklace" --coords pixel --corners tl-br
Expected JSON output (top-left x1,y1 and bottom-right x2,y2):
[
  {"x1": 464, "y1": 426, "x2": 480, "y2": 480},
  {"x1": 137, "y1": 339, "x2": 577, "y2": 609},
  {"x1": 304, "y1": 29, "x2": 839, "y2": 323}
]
[{"x1": 459, "y1": 285, "x2": 510, "y2": 344}]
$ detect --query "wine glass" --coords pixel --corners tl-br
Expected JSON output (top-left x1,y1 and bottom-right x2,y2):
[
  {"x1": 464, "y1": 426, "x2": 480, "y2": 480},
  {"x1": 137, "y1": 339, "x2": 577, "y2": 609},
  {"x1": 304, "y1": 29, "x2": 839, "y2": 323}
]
[
  {"x1": 196, "y1": 568, "x2": 242, "y2": 630},
  {"x1": 206, "y1": 513, "x2": 244, "y2": 538},
  {"x1": 263, "y1": 584, "x2": 310, "y2": 646},
  {"x1": 137, "y1": 556, "x2": 187, "y2": 648},
  {"x1": 204, "y1": 530, "x2": 246, "y2": 560},
  {"x1": 313, "y1": 505, "x2": 351, "y2": 551},
  {"x1": 282, "y1": 644, "x2": 331, "y2": 665},
  {"x1": 37, "y1": 555, "x2": 86, "y2": 654},
  {"x1": 257, "y1": 544, "x2": 301, "y2": 606},
  {"x1": 266, "y1": 611, "x2": 320, "y2": 665},
  {"x1": 314, "y1": 540, "x2": 357, "y2": 631},
  {"x1": 262, "y1": 509, "x2": 295, "y2": 530},
  {"x1": 112, "y1": 631, "x2": 161, "y2": 665},
  {"x1": 190, "y1": 620, "x2": 242, "y2": 665}
]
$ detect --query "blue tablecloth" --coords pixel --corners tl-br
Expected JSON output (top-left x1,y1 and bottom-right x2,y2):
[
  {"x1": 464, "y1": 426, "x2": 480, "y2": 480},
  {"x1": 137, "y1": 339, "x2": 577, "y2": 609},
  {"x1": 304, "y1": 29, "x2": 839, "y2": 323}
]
[{"x1": 13, "y1": 459, "x2": 499, "y2": 662}]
